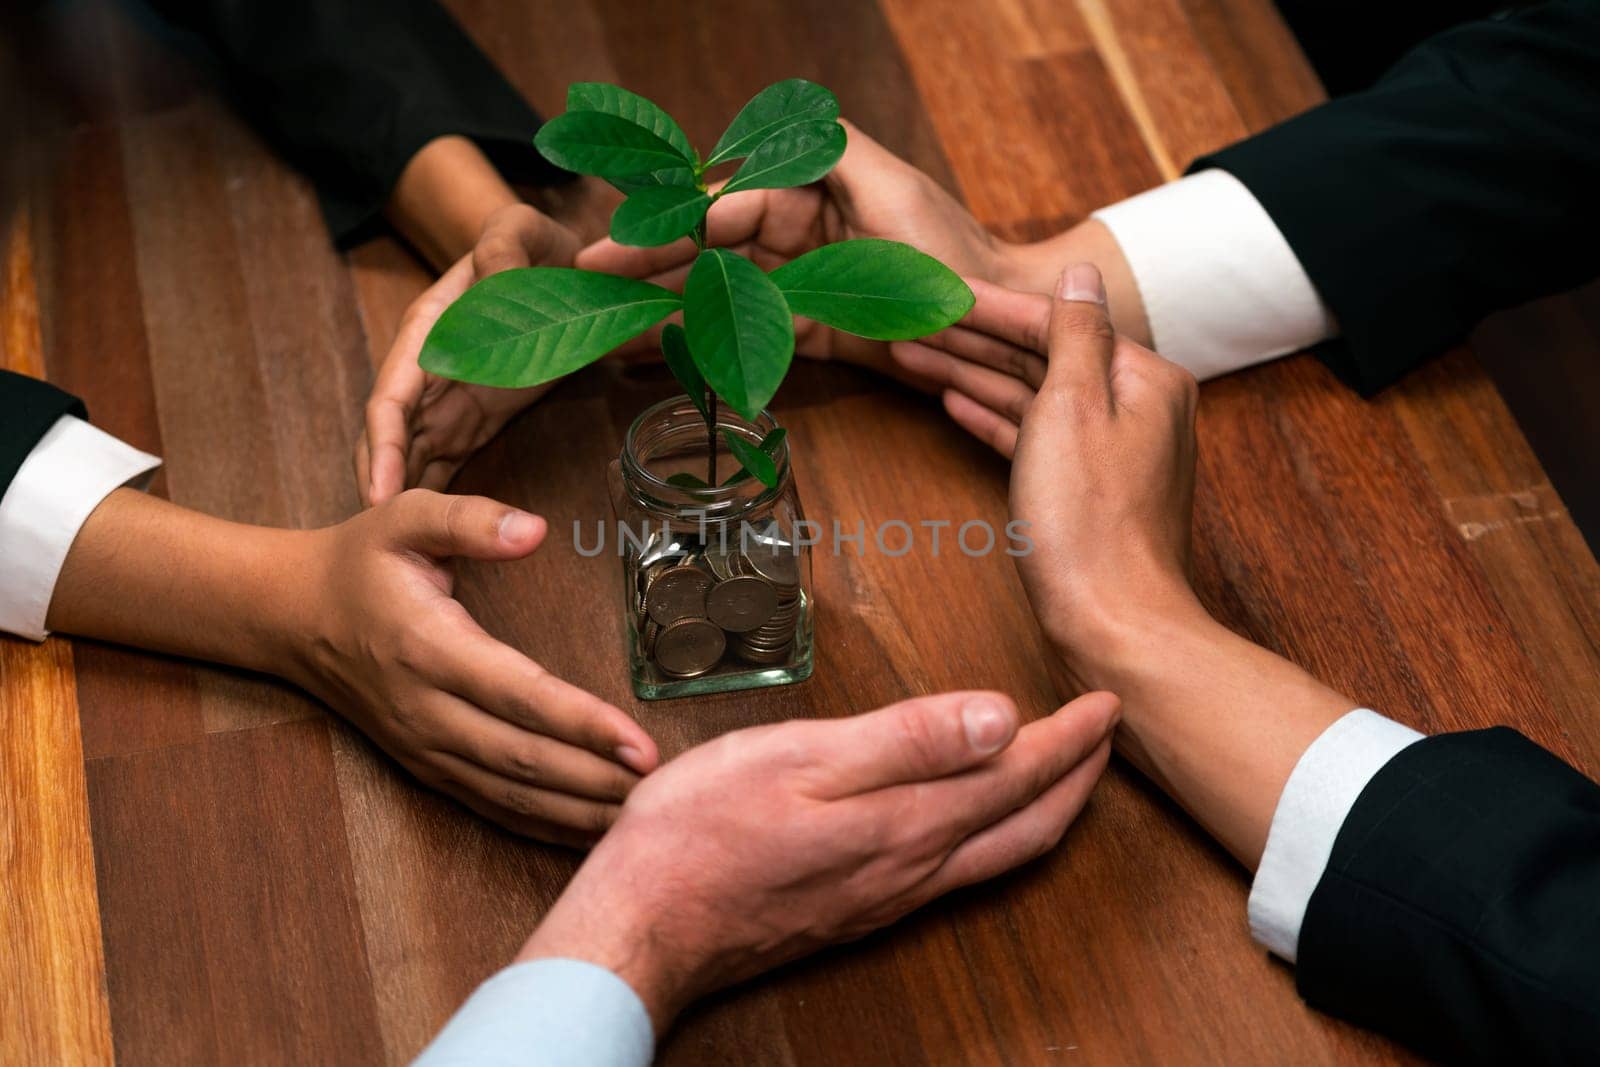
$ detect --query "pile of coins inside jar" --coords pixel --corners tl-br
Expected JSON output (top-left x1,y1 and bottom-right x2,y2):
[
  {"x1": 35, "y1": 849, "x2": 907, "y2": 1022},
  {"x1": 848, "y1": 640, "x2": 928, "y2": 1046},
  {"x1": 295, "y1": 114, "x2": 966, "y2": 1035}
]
[{"x1": 635, "y1": 529, "x2": 803, "y2": 679}]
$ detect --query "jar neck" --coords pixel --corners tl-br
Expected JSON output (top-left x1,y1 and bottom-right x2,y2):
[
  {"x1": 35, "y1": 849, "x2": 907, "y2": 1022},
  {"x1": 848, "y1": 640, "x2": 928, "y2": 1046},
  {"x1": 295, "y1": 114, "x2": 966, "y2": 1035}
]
[{"x1": 619, "y1": 396, "x2": 791, "y2": 521}]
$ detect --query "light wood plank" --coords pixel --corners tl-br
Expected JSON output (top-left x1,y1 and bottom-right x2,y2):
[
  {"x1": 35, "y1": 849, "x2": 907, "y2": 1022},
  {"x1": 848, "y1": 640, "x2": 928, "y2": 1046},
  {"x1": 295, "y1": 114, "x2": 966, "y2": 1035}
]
[{"x1": 0, "y1": 208, "x2": 114, "y2": 1067}]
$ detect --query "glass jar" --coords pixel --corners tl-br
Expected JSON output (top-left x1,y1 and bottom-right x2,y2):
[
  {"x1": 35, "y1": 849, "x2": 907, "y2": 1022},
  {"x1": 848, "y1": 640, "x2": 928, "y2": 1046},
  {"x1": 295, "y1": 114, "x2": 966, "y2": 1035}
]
[{"x1": 609, "y1": 396, "x2": 815, "y2": 700}]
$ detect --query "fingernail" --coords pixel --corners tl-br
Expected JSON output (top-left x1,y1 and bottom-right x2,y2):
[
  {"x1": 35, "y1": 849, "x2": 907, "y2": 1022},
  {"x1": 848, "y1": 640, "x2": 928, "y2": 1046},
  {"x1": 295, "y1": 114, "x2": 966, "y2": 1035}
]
[
  {"x1": 1058, "y1": 263, "x2": 1105, "y2": 304},
  {"x1": 499, "y1": 511, "x2": 538, "y2": 544},
  {"x1": 616, "y1": 744, "x2": 649, "y2": 772},
  {"x1": 962, "y1": 698, "x2": 1013, "y2": 754}
]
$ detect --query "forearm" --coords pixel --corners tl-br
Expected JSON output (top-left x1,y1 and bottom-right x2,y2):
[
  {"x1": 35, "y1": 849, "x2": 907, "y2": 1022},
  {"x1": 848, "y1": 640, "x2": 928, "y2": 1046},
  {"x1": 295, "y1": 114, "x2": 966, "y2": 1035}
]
[
  {"x1": 1060, "y1": 603, "x2": 1353, "y2": 869},
  {"x1": 386, "y1": 135, "x2": 521, "y2": 271},
  {"x1": 44, "y1": 489, "x2": 315, "y2": 677},
  {"x1": 996, "y1": 219, "x2": 1152, "y2": 347}
]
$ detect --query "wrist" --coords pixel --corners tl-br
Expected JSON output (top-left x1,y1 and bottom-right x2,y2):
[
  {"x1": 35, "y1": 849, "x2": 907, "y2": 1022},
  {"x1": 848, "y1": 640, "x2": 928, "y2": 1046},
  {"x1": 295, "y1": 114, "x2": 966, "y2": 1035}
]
[
  {"x1": 386, "y1": 134, "x2": 520, "y2": 270},
  {"x1": 515, "y1": 844, "x2": 697, "y2": 1033},
  {"x1": 1040, "y1": 584, "x2": 1217, "y2": 694},
  {"x1": 267, "y1": 527, "x2": 347, "y2": 691},
  {"x1": 996, "y1": 220, "x2": 1152, "y2": 347}
]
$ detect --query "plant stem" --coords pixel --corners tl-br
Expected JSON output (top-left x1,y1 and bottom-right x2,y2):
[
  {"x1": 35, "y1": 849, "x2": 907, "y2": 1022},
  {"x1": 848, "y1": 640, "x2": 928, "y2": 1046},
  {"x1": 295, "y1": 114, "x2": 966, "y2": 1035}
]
[
  {"x1": 706, "y1": 387, "x2": 718, "y2": 486},
  {"x1": 691, "y1": 211, "x2": 716, "y2": 484}
]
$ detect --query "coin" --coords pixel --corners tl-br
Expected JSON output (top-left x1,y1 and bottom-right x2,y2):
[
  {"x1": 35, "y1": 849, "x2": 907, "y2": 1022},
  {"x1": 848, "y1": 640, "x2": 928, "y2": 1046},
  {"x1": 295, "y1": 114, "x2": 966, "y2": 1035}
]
[
  {"x1": 705, "y1": 575, "x2": 778, "y2": 633},
  {"x1": 645, "y1": 564, "x2": 712, "y2": 625},
  {"x1": 653, "y1": 617, "x2": 726, "y2": 677},
  {"x1": 704, "y1": 546, "x2": 738, "y2": 582},
  {"x1": 734, "y1": 639, "x2": 791, "y2": 664},
  {"x1": 739, "y1": 539, "x2": 800, "y2": 593},
  {"x1": 640, "y1": 620, "x2": 660, "y2": 657},
  {"x1": 744, "y1": 597, "x2": 798, "y2": 635}
]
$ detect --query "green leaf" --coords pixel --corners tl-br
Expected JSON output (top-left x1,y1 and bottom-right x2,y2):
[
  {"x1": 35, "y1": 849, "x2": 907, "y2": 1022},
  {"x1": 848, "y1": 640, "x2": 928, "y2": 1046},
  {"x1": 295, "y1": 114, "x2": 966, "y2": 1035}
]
[
  {"x1": 708, "y1": 79, "x2": 840, "y2": 166},
  {"x1": 720, "y1": 428, "x2": 788, "y2": 487},
  {"x1": 534, "y1": 111, "x2": 694, "y2": 178},
  {"x1": 721, "y1": 119, "x2": 846, "y2": 195},
  {"x1": 769, "y1": 238, "x2": 975, "y2": 340},
  {"x1": 420, "y1": 268, "x2": 681, "y2": 389},
  {"x1": 660, "y1": 323, "x2": 708, "y2": 419},
  {"x1": 567, "y1": 82, "x2": 695, "y2": 161},
  {"x1": 610, "y1": 185, "x2": 712, "y2": 247},
  {"x1": 610, "y1": 167, "x2": 699, "y2": 196},
  {"x1": 665, "y1": 472, "x2": 710, "y2": 489},
  {"x1": 683, "y1": 249, "x2": 795, "y2": 421},
  {"x1": 721, "y1": 430, "x2": 779, "y2": 488}
]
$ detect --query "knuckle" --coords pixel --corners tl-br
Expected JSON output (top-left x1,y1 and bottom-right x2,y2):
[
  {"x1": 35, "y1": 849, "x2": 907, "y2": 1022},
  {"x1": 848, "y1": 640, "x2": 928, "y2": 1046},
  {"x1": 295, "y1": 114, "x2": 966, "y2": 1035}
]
[
  {"x1": 891, "y1": 708, "x2": 950, "y2": 774},
  {"x1": 392, "y1": 617, "x2": 437, "y2": 671},
  {"x1": 497, "y1": 785, "x2": 545, "y2": 819},
  {"x1": 1023, "y1": 818, "x2": 1065, "y2": 862},
  {"x1": 1006, "y1": 348, "x2": 1032, "y2": 381},
  {"x1": 1004, "y1": 390, "x2": 1032, "y2": 423},
  {"x1": 583, "y1": 803, "x2": 619, "y2": 836},
  {"x1": 440, "y1": 494, "x2": 472, "y2": 545},
  {"x1": 485, "y1": 202, "x2": 538, "y2": 229},
  {"x1": 1057, "y1": 312, "x2": 1115, "y2": 346},
  {"x1": 505, "y1": 744, "x2": 545, "y2": 783},
  {"x1": 388, "y1": 700, "x2": 427, "y2": 740}
]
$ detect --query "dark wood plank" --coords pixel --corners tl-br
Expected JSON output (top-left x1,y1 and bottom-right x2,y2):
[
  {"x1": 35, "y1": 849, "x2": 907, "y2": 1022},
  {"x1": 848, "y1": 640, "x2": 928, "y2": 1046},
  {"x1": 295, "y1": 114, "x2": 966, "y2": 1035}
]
[{"x1": 86, "y1": 719, "x2": 384, "y2": 1064}]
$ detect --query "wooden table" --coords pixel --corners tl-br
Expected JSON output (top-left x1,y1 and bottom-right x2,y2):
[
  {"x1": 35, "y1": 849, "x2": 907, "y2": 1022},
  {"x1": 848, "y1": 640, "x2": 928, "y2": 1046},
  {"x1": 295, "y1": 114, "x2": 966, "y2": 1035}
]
[{"x1": 6, "y1": 1, "x2": 1599, "y2": 1063}]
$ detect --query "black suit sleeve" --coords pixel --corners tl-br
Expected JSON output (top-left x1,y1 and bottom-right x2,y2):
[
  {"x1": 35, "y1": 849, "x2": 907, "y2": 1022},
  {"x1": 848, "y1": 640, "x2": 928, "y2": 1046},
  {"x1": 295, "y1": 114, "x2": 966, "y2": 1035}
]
[
  {"x1": 0, "y1": 370, "x2": 87, "y2": 501},
  {"x1": 1191, "y1": 1, "x2": 1600, "y2": 395},
  {"x1": 1296, "y1": 727, "x2": 1600, "y2": 1065},
  {"x1": 137, "y1": 0, "x2": 569, "y2": 246}
]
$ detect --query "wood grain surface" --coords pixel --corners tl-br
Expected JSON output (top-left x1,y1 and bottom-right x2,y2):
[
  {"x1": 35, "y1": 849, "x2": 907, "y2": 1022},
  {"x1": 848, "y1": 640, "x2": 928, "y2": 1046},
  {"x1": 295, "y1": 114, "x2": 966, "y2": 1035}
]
[
  {"x1": 5, "y1": 1, "x2": 1598, "y2": 1064},
  {"x1": 1, "y1": 212, "x2": 115, "y2": 1066}
]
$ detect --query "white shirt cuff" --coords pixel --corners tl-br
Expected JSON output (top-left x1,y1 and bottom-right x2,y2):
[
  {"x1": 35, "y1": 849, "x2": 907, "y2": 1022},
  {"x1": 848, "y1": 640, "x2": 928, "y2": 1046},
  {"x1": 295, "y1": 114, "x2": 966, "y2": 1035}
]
[
  {"x1": 0, "y1": 415, "x2": 160, "y2": 641},
  {"x1": 413, "y1": 958, "x2": 654, "y2": 1067},
  {"x1": 1091, "y1": 169, "x2": 1338, "y2": 380},
  {"x1": 1247, "y1": 708, "x2": 1424, "y2": 963}
]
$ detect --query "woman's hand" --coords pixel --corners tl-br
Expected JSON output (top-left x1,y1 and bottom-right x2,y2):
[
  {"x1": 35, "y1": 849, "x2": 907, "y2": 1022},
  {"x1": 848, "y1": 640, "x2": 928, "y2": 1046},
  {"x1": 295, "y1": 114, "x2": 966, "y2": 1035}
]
[
  {"x1": 355, "y1": 204, "x2": 581, "y2": 506},
  {"x1": 292, "y1": 489, "x2": 659, "y2": 846}
]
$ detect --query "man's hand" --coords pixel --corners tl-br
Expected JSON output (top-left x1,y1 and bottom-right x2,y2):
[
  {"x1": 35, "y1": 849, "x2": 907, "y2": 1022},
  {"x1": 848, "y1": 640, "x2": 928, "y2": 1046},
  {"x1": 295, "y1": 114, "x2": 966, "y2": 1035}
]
[
  {"x1": 355, "y1": 204, "x2": 581, "y2": 506},
  {"x1": 577, "y1": 122, "x2": 1011, "y2": 378},
  {"x1": 517, "y1": 688, "x2": 1119, "y2": 1029},
  {"x1": 1006, "y1": 264, "x2": 1203, "y2": 682},
  {"x1": 291, "y1": 489, "x2": 658, "y2": 845}
]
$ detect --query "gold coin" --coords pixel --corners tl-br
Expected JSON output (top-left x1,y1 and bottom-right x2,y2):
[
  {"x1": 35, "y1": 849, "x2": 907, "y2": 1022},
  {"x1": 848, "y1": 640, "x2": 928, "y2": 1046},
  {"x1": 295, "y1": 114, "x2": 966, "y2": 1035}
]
[
  {"x1": 653, "y1": 617, "x2": 726, "y2": 677},
  {"x1": 705, "y1": 575, "x2": 778, "y2": 633},
  {"x1": 645, "y1": 564, "x2": 712, "y2": 625}
]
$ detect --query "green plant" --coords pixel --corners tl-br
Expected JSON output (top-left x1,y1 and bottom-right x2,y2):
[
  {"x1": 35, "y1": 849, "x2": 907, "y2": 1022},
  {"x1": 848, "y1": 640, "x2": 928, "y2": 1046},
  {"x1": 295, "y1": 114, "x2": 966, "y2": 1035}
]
[{"x1": 419, "y1": 79, "x2": 974, "y2": 488}]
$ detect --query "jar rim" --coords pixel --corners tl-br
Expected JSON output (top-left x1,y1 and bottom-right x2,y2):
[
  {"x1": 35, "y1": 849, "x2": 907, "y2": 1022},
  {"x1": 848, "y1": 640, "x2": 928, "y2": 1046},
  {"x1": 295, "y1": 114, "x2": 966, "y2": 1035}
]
[{"x1": 620, "y1": 395, "x2": 791, "y2": 513}]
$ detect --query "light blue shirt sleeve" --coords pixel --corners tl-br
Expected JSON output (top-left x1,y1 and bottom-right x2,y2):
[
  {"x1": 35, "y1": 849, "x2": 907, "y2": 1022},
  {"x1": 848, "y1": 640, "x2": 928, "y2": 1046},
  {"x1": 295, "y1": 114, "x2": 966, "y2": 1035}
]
[{"x1": 413, "y1": 958, "x2": 655, "y2": 1067}]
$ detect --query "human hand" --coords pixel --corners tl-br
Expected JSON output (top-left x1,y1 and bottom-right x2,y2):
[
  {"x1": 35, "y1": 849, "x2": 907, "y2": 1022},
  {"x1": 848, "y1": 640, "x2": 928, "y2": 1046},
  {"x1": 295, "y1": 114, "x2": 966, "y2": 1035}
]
[
  {"x1": 356, "y1": 204, "x2": 581, "y2": 506},
  {"x1": 517, "y1": 687, "x2": 1119, "y2": 1029},
  {"x1": 288, "y1": 489, "x2": 659, "y2": 845},
  {"x1": 1006, "y1": 264, "x2": 1205, "y2": 680},
  {"x1": 576, "y1": 121, "x2": 1011, "y2": 378}
]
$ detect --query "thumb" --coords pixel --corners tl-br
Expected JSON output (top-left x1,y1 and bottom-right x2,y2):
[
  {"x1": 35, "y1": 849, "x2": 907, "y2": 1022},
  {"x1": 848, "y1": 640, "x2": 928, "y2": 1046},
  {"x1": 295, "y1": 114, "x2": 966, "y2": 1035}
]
[
  {"x1": 812, "y1": 690, "x2": 1022, "y2": 797},
  {"x1": 384, "y1": 490, "x2": 547, "y2": 561},
  {"x1": 824, "y1": 119, "x2": 899, "y2": 199},
  {"x1": 1043, "y1": 262, "x2": 1115, "y2": 403}
]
